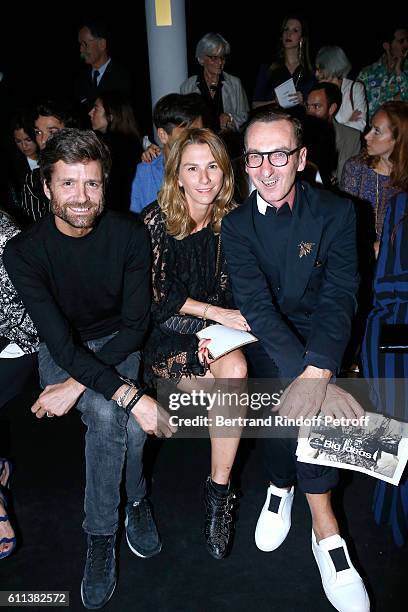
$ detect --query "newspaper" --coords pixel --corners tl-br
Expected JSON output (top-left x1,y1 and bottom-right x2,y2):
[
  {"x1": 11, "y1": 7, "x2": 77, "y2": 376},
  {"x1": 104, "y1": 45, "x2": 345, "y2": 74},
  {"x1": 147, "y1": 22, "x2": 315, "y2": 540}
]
[{"x1": 296, "y1": 412, "x2": 408, "y2": 485}]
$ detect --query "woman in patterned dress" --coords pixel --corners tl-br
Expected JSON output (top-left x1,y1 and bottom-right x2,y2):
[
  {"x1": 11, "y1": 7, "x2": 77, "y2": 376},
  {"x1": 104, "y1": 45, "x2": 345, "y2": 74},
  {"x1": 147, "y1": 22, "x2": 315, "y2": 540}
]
[
  {"x1": 340, "y1": 101, "x2": 408, "y2": 367},
  {"x1": 0, "y1": 209, "x2": 39, "y2": 558},
  {"x1": 341, "y1": 101, "x2": 407, "y2": 248}
]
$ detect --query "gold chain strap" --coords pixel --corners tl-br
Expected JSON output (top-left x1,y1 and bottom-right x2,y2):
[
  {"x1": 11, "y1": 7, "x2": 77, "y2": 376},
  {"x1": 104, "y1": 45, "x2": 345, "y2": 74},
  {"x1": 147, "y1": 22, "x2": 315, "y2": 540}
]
[
  {"x1": 375, "y1": 171, "x2": 379, "y2": 236},
  {"x1": 215, "y1": 234, "x2": 222, "y2": 277},
  {"x1": 201, "y1": 235, "x2": 222, "y2": 322}
]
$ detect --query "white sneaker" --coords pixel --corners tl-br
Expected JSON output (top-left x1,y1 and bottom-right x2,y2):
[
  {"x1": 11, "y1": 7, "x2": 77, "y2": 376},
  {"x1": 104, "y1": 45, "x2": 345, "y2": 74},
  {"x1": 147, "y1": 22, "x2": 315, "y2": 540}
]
[
  {"x1": 254, "y1": 483, "x2": 294, "y2": 552},
  {"x1": 312, "y1": 531, "x2": 370, "y2": 612}
]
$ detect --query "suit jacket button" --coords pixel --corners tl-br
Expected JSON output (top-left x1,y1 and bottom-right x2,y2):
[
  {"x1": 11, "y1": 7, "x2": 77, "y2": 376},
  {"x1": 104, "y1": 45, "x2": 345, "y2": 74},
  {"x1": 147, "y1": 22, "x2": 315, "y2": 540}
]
[
  {"x1": 276, "y1": 286, "x2": 280, "y2": 291},
  {"x1": 305, "y1": 311, "x2": 311, "y2": 318}
]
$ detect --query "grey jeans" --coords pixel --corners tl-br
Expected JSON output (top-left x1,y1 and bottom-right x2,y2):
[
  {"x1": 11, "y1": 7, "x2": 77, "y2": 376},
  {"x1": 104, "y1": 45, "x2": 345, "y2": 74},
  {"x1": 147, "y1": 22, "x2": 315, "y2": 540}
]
[{"x1": 38, "y1": 334, "x2": 146, "y2": 535}]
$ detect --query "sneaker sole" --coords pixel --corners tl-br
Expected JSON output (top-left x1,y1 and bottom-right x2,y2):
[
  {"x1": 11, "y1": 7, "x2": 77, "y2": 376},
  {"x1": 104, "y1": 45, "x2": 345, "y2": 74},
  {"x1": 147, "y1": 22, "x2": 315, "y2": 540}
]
[
  {"x1": 124, "y1": 516, "x2": 162, "y2": 558},
  {"x1": 80, "y1": 578, "x2": 117, "y2": 610},
  {"x1": 125, "y1": 528, "x2": 162, "y2": 558}
]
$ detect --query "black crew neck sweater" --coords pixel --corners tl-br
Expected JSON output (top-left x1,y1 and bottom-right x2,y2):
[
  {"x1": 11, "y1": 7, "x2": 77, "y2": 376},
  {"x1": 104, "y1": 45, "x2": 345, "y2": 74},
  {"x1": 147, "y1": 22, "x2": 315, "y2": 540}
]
[{"x1": 4, "y1": 211, "x2": 151, "y2": 399}]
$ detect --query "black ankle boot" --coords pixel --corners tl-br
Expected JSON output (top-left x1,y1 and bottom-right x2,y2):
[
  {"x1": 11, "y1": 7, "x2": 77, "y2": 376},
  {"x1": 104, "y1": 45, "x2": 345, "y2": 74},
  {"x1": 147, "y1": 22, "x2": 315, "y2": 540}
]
[{"x1": 204, "y1": 476, "x2": 236, "y2": 559}]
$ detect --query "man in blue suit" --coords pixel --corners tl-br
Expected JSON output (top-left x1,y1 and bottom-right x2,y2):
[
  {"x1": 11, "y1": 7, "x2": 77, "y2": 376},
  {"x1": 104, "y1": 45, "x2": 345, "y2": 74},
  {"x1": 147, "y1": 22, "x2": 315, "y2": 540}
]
[{"x1": 222, "y1": 107, "x2": 369, "y2": 612}]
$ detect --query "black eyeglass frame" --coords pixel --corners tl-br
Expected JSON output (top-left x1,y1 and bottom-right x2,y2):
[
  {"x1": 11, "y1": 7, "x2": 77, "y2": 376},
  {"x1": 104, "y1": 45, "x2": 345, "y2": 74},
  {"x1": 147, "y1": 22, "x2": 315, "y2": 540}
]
[{"x1": 244, "y1": 146, "x2": 302, "y2": 168}]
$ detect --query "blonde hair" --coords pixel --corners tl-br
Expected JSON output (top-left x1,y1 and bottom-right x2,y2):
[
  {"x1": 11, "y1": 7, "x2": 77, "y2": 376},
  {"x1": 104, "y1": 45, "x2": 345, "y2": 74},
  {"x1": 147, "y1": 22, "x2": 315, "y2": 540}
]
[{"x1": 158, "y1": 128, "x2": 235, "y2": 239}]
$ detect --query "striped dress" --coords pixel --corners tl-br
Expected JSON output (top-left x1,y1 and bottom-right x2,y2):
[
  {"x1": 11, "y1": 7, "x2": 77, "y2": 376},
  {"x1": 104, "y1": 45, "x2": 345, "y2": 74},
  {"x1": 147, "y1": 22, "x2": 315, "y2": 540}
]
[{"x1": 362, "y1": 192, "x2": 408, "y2": 546}]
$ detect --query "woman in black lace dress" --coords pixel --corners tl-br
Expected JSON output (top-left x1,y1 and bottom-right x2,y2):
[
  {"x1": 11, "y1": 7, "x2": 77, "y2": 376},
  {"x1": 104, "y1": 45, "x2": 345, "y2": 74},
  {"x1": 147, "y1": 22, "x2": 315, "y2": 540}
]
[{"x1": 142, "y1": 128, "x2": 248, "y2": 559}]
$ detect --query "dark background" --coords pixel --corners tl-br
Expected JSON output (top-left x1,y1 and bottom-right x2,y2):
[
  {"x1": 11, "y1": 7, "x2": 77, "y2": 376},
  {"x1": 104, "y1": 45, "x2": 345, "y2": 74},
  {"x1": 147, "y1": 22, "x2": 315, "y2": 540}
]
[{"x1": 0, "y1": 3, "x2": 403, "y2": 134}]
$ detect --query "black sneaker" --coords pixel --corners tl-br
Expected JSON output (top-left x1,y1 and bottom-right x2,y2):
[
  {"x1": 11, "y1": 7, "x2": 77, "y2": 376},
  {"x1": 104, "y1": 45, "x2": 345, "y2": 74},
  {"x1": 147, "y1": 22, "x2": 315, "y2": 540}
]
[
  {"x1": 204, "y1": 477, "x2": 236, "y2": 559},
  {"x1": 125, "y1": 498, "x2": 162, "y2": 558},
  {"x1": 81, "y1": 534, "x2": 117, "y2": 610}
]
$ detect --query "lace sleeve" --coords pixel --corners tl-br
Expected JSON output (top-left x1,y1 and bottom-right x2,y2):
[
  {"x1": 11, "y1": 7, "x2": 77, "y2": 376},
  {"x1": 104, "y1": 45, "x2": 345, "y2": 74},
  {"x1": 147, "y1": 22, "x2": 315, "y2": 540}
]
[{"x1": 141, "y1": 203, "x2": 189, "y2": 322}]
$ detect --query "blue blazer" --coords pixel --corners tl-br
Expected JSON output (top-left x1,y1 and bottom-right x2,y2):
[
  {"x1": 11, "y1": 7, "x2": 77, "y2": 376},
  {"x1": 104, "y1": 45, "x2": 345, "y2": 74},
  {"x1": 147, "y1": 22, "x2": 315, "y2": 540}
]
[{"x1": 221, "y1": 181, "x2": 359, "y2": 378}]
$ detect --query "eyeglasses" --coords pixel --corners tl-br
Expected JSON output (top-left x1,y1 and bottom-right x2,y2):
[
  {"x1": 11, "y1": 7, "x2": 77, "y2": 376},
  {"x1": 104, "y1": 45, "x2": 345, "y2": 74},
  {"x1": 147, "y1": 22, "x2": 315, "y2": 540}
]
[
  {"x1": 244, "y1": 147, "x2": 301, "y2": 168},
  {"x1": 305, "y1": 103, "x2": 323, "y2": 111},
  {"x1": 205, "y1": 55, "x2": 226, "y2": 62}
]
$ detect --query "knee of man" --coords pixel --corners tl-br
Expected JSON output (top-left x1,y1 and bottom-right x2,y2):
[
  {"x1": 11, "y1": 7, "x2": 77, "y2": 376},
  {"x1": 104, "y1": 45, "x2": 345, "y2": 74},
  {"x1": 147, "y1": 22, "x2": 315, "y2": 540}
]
[{"x1": 80, "y1": 391, "x2": 126, "y2": 429}]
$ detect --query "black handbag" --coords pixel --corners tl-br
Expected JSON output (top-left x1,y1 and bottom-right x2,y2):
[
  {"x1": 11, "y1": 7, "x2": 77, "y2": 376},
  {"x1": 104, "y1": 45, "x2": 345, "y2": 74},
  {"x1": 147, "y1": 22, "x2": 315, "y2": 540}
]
[
  {"x1": 160, "y1": 314, "x2": 208, "y2": 335},
  {"x1": 160, "y1": 235, "x2": 221, "y2": 336},
  {"x1": 379, "y1": 324, "x2": 408, "y2": 353}
]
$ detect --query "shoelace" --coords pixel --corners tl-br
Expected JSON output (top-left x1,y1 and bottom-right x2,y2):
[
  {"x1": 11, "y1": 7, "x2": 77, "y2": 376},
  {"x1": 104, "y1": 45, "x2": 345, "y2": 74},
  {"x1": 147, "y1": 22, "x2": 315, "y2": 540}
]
[
  {"x1": 88, "y1": 537, "x2": 111, "y2": 578},
  {"x1": 129, "y1": 500, "x2": 152, "y2": 530}
]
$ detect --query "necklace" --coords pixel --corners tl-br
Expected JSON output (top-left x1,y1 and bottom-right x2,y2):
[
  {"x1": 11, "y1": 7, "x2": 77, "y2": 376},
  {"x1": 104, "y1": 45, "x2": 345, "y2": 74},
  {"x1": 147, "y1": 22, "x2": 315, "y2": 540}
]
[
  {"x1": 294, "y1": 68, "x2": 302, "y2": 89},
  {"x1": 375, "y1": 172, "x2": 379, "y2": 231},
  {"x1": 204, "y1": 71, "x2": 218, "y2": 94},
  {"x1": 286, "y1": 61, "x2": 302, "y2": 88},
  {"x1": 375, "y1": 172, "x2": 378, "y2": 227},
  {"x1": 206, "y1": 79, "x2": 218, "y2": 97}
]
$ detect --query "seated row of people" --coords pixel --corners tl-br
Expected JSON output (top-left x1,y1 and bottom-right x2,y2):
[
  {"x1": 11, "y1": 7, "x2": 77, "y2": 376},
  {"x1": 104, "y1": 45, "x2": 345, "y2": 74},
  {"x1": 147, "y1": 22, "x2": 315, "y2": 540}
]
[
  {"x1": 1, "y1": 121, "x2": 368, "y2": 612},
  {"x1": 2, "y1": 105, "x2": 408, "y2": 608}
]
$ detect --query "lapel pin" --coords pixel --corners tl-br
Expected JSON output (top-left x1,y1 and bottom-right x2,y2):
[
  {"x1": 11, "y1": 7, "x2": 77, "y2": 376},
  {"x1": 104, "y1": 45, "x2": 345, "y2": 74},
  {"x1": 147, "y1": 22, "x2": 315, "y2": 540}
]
[{"x1": 298, "y1": 241, "x2": 315, "y2": 258}]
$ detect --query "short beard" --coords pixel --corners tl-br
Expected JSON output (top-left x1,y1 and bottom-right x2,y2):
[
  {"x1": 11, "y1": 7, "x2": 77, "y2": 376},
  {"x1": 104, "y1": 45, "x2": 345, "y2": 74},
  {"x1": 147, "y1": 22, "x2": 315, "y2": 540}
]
[{"x1": 50, "y1": 195, "x2": 105, "y2": 230}]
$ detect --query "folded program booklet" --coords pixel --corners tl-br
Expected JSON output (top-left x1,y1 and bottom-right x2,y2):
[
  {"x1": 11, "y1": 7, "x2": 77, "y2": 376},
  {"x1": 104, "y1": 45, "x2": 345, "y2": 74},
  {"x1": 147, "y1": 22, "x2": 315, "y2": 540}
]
[
  {"x1": 196, "y1": 324, "x2": 258, "y2": 360},
  {"x1": 274, "y1": 78, "x2": 298, "y2": 108}
]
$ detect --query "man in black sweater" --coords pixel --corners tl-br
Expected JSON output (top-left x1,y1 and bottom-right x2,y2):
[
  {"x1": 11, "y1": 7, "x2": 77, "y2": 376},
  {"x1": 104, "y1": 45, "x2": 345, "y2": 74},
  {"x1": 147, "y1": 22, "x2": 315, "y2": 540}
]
[{"x1": 4, "y1": 129, "x2": 174, "y2": 610}]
